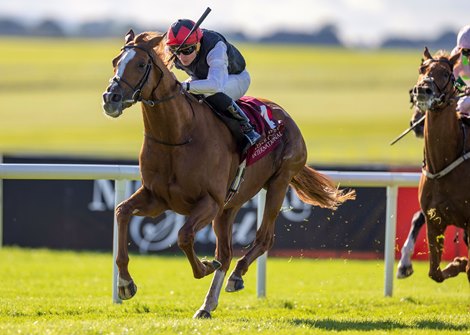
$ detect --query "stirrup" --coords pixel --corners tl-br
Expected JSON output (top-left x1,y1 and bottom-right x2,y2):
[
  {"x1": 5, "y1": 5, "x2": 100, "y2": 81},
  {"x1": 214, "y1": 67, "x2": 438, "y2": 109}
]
[{"x1": 244, "y1": 129, "x2": 261, "y2": 146}]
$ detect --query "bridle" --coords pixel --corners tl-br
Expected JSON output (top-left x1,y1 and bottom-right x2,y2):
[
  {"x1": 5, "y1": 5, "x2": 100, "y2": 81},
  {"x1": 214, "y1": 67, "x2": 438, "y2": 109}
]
[
  {"x1": 111, "y1": 44, "x2": 175, "y2": 107},
  {"x1": 413, "y1": 57, "x2": 470, "y2": 179},
  {"x1": 113, "y1": 44, "x2": 196, "y2": 147},
  {"x1": 411, "y1": 58, "x2": 457, "y2": 111}
]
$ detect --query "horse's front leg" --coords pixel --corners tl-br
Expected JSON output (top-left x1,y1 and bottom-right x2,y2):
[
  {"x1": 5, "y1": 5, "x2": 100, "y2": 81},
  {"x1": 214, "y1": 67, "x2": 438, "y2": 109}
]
[
  {"x1": 115, "y1": 186, "x2": 165, "y2": 299},
  {"x1": 178, "y1": 194, "x2": 221, "y2": 279},
  {"x1": 426, "y1": 217, "x2": 446, "y2": 283},
  {"x1": 194, "y1": 208, "x2": 238, "y2": 319},
  {"x1": 397, "y1": 210, "x2": 425, "y2": 279}
]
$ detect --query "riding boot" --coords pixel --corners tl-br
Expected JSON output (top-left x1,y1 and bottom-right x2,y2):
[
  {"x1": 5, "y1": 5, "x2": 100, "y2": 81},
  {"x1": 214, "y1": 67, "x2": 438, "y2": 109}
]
[{"x1": 226, "y1": 101, "x2": 262, "y2": 146}]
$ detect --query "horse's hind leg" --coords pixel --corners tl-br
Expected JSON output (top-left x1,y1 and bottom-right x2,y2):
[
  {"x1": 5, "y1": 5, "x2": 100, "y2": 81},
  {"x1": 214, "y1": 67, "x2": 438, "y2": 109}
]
[
  {"x1": 194, "y1": 207, "x2": 239, "y2": 319},
  {"x1": 115, "y1": 186, "x2": 165, "y2": 300},
  {"x1": 467, "y1": 228, "x2": 470, "y2": 282},
  {"x1": 442, "y1": 256, "x2": 468, "y2": 279},
  {"x1": 226, "y1": 179, "x2": 290, "y2": 292},
  {"x1": 446, "y1": 227, "x2": 470, "y2": 282},
  {"x1": 397, "y1": 210, "x2": 425, "y2": 279},
  {"x1": 177, "y1": 194, "x2": 221, "y2": 279}
]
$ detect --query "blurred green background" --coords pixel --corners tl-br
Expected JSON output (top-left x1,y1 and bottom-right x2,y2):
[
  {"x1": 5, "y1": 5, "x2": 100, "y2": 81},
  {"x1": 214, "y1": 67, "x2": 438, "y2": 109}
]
[{"x1": 0, "y1": 37, "x2": 423, "y2": 167}]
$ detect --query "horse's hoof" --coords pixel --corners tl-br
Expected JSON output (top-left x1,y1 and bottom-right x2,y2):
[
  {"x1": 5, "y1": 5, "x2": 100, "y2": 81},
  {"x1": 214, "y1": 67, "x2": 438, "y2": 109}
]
[
  {"x1": 193, "y1": 309, "x2": 211, "y2": 319},
  {"x1": 200, "y1": 259, "x2": 221, "y2": 276},
  {"x1": 451, "y1": 257, "x2": 468, "y2": 268},
  {"x1": 429, "y1": 272, "x2": 444, "y2": 283},
  {"x1": 225, "y1": 275, "x2": 244, "y2": 292},
  {"x1": 118, "y1": 278, "x2": 137, "y2": 300},
  {"x1": 396, "y1": 264, "x2": 414, "y2": 279}
]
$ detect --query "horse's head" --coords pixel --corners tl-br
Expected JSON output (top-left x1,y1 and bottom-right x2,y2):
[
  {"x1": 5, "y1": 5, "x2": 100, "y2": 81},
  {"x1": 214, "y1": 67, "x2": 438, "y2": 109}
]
[
  {"x1": 411, "y1": 47, "x2": 460, "y2": 112},
  {"x1": 102, "y1": 29, "x2": 167, "y2": 118}
]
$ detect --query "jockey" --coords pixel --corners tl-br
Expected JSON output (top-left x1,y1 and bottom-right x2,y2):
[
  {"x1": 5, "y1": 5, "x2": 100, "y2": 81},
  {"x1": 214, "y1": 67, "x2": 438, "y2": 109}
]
[
  {"x1": 451, "y1": 24, "x2": 470, "y2": 116},
  {"x1": 411, "y1": 24, "x2": 470, "y2": 138},
  {"x1": 166, "y1": 19, "x2": 261, "y2": 146}
]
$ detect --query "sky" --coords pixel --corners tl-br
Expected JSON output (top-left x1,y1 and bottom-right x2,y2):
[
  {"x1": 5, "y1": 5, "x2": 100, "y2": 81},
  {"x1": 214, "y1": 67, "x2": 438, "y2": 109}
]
[{"x1": 1, "y1": 0, "x2": 470, "y2": 47}]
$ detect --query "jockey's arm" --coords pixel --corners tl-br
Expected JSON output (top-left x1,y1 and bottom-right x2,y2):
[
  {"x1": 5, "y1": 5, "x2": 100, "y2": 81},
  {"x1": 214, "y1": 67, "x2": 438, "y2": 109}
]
[{"x1": 185, "y1": 42, "x2": 229, "y2": 95}]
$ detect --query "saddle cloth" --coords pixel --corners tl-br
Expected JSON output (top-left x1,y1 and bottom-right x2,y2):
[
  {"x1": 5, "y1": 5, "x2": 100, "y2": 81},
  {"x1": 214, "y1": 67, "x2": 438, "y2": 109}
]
[{"x1": 237, "y1": 96, "x2": 284, "y2": 166}]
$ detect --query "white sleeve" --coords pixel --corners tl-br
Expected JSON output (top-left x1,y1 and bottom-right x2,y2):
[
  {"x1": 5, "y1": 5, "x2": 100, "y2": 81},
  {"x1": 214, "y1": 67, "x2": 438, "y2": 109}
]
[{"x1": 187, "y1": 41, "x2": 229, "y2": 94}]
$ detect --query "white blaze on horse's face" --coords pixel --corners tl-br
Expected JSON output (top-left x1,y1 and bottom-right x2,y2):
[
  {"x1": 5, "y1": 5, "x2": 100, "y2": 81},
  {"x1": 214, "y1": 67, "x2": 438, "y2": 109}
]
[
  {"x1": 116, "y1": 49, "x2": 136, "y2": 79},
  {"x1": 102, "y1": 49, "x2": 138, "y2": 118}
]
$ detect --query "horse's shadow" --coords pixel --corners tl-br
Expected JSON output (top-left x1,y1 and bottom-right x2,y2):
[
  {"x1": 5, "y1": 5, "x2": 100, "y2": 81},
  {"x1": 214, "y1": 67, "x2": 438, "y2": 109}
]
[{"x1": 289, "y1": 318, "x2": 469, "y2": 331}]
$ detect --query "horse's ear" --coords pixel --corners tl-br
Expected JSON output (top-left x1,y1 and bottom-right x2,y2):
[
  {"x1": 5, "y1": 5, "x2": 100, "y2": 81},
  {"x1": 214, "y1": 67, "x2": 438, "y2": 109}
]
[
  {"x1": 125, "y1": 29, "x2": 135, "y2": 44},
  {"x1": 423, "y1": 46, "x2": 432, "y2": 60},
  {"x1": 449, "y1": 50, "x2": 461, "y2": 67},
  {"x1": 148, "y1": 34, "x2": 165, "y2": 49}
]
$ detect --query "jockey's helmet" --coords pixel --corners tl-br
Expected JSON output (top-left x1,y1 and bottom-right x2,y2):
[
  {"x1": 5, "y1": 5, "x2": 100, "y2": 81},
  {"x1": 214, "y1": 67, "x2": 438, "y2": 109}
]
[
  {"x1": 457, "y1": 25, "x2": 470, "y2": 49},
  {"x1": 166, "y1": 19, "x2": 203, "y2": 46}
]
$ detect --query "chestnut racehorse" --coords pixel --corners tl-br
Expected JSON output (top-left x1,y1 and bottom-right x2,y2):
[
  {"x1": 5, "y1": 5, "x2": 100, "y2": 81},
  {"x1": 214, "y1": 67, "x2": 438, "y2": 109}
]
[
  {"x1": 102, "y1": 30, "x2": 355, "y2": 318},
  {"x1": 411, "y1": 47, "x2": 470, "y2": 283}
]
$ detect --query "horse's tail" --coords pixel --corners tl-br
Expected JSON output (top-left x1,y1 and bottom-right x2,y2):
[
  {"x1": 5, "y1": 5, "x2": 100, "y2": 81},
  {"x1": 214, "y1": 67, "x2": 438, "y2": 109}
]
[{"x1": 290, "y1": 165, "x2": 355, "y2": 210}]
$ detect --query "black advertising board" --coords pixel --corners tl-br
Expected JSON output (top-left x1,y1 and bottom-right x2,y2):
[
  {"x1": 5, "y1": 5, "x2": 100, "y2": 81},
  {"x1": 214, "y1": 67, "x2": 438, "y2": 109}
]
[{"x1": 2, "y1": 156, "x2": 386, "y2": 258}]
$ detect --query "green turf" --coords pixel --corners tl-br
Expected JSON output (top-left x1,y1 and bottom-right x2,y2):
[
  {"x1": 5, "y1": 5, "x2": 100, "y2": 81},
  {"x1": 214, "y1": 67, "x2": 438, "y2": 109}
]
[
  {"x1": 0, "y1": 37, "x2": 424, "y2": 166},
  {"x1": 0, "y1": 247, "x2": 468, "y2": 334}
]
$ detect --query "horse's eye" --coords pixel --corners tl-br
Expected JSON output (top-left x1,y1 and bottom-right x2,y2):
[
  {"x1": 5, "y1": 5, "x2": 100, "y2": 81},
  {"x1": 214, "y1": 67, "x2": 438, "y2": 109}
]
[
  {"x1": 138, "y1": 62, "x2": 146, "y2": 69},
  {"x1": 419, "y1": 66, "x2": 426, "y2": 74}
]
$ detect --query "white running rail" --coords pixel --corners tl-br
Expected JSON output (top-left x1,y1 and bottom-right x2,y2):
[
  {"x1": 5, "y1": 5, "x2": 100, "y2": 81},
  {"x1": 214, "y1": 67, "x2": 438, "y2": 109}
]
[{"x1": 0, "y1": 163, "x2": 420, "y2": 302}]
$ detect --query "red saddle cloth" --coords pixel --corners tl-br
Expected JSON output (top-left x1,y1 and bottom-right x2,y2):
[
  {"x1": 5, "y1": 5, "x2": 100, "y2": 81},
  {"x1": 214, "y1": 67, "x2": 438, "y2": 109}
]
[{"x1": 237, "y1": 96, "x2": 284, "y2": 166}]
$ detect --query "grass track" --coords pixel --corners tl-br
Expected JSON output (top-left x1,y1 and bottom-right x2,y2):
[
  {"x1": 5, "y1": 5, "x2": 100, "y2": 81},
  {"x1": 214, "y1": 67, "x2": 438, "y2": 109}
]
[{"x1": 0, "y1": 248, "x2": 468, "y2": 334}]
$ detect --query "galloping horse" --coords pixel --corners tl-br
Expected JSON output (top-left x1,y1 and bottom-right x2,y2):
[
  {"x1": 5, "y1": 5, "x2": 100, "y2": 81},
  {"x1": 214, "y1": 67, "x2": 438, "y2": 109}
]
[
  {"x1": 411, "y1": 47, "x2": 470, "y2": 283},
  {"x1": 102, "y1": 30, "x2": 355, "y2": 318}
]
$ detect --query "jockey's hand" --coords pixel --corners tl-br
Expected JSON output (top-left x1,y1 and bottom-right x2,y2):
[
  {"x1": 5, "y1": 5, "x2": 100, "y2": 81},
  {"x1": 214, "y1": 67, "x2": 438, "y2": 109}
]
[{"x1": 411, "y1": 108, "x2": 424, "y2": 138}]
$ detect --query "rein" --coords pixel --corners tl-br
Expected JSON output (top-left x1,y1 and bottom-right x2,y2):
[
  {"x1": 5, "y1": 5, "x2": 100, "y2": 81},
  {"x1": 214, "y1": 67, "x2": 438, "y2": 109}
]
[
  {"x1": 143, "y1": 92, "x2": 197, "y2": 147},
  {"x1": 144, "y1": 132, "x2": 192, "y2": 146}
]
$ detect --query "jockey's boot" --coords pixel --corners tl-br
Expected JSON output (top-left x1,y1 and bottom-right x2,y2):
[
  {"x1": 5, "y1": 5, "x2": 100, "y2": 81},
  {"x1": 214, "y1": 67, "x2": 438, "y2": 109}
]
[{"x1": 226, "y1": 101, "x2": 262, "y2": 146}]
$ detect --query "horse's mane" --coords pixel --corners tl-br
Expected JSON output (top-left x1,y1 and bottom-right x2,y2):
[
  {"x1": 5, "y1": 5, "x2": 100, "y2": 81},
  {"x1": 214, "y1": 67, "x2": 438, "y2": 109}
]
[
  {"x1": 433, "y1": 49, "x2": 450, "y2": 60},
  {"x1": 133, "y1": 31, "x2": 168, "y2": 63}
]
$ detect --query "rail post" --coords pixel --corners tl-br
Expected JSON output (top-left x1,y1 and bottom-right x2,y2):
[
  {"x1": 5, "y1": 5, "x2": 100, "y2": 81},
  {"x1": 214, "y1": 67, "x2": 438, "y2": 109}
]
[
  {"x1": 112, "y1": 179, "x2": 127, "y2": 304},
  {"x1": 384, "y1": 185, "x2": 398, "y2": 296},
  {"x1": 0, "y1": 155, "x2": 2, "y2": 248},
  {"x1": 256, "y1": 189, "x2": 267, "y2": 298}
]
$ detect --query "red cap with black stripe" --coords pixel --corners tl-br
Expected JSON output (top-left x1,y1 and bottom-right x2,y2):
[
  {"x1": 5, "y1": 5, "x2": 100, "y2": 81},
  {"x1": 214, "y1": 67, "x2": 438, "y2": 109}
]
[{"x1": 166, "y1": 19, "x2": 203, "y2": 46}]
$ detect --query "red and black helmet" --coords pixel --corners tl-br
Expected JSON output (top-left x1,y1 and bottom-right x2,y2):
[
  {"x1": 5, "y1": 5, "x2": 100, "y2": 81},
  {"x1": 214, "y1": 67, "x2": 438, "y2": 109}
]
[{"x1": 166, "y1": 19, "x2": 203, "y2": 46}]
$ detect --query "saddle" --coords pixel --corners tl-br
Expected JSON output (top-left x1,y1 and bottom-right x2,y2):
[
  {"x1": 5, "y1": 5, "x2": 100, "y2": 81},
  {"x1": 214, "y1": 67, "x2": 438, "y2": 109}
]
[
  {"x1": 202, "y1": 96, "x2": 285, "y2": 204},
  {"x1": 205, "y1": 96, "x2": 284, "y2": 163}
]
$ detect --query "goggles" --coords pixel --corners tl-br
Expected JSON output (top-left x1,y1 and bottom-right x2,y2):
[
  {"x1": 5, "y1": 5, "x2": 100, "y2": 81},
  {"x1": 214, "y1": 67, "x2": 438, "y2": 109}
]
[
  {"x1": 170, "y1": 44, "x2": 197, "y2": 56},
  {"x1": 462, "y1": 49, "x2": 470, "y2": 66}
]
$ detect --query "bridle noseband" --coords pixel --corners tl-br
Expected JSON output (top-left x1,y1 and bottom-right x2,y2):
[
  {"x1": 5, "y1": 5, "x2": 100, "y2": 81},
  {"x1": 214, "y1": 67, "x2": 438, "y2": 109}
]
[{"x1": 111, "y1": 44, "x2": 175, "y2": 107}]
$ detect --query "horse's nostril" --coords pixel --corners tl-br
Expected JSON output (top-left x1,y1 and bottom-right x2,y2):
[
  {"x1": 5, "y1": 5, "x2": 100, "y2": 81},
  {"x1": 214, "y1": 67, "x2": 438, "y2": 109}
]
[
  {"x1": 425, "y1": 88, "x2": 433, "y2": 95},
  {"x1": 111, "y1": 94, "x2": 122, "y2": 103}
]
